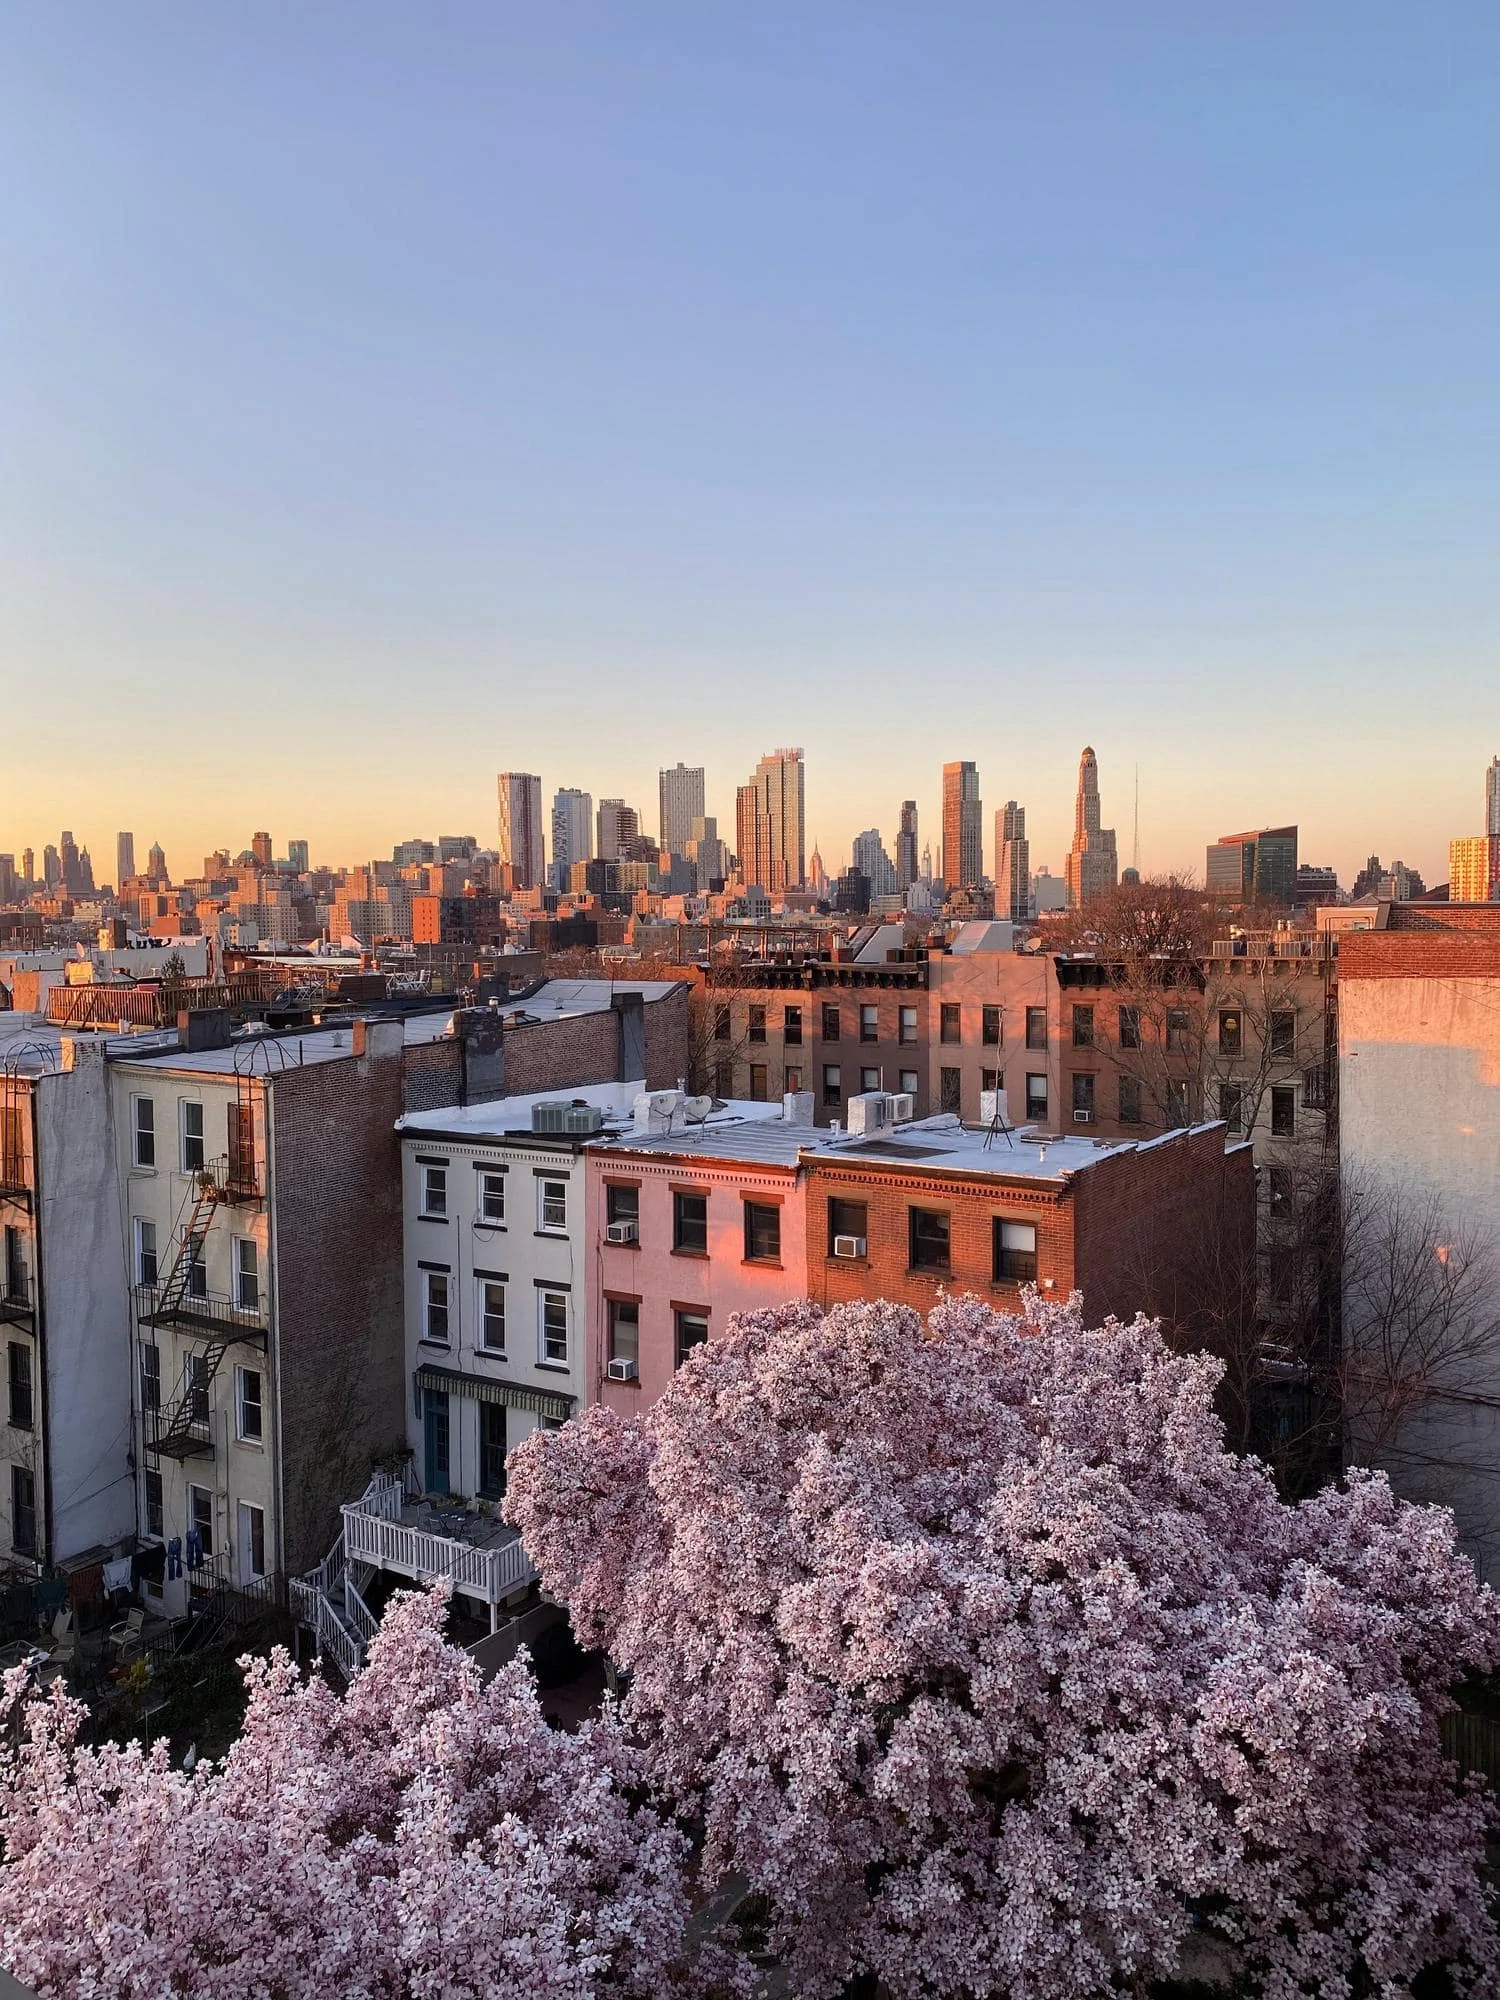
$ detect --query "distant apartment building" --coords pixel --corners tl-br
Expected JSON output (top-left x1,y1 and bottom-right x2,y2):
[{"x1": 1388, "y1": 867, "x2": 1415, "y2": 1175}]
[
  {"x1": 896, "y1": 802, "x2": 919, "y2": 892},
  {"x1": 941, "y1": 761, "x2": 983, "y2": 891},
  {"x1": 658, "y1": 764, "x2": 706, "y2": 856},
  {"x1": 288, "y1": 839, "x2": 310, "y2": 875},
  {"x1": 550, "y1": 788, "x2": 593, "y2": 889},
  {"x1": 595, "y1": 799, "x2": 640, "y2": 863},
  {"x1": 496, "y1": 773, "x2": 545, "y2": 891},
  {"x1": 995, "y1": 801, "x2": 1030, "y2": 923},
  {"x1": 1487, "y1": 756, "x2": 1500, "y2": 840},
  {"x1": 116, "y1": 832, "x2": 136, "y2": 889},
  {"x1": 1206, "y1": 826, "x2": 1299, "y2": 904},
  {"x1": 686, "y1": 816, "x2": 728, "y2": 891},
  {"x1": 735, "y1": 749, "x2": 806, "y2": 893},
  {"x1": 1449, "y1": 837, "x2": 1500, "y2": 904},
  {"x1": 1064, "y1": 747, "x2": 1118, "y2": 909},
  {"x1": 851, "y1": 830, "x2": 897, "y2": 898}
]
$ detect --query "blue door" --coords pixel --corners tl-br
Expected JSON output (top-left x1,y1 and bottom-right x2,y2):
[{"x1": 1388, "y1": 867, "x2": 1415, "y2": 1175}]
[{"x1": 423, "y1": 1390, "x2": 450, "y2": 1494}]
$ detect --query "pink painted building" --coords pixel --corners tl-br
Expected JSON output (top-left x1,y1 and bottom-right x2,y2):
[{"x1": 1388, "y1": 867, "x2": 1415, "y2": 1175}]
[{"x1": 584, "y1": 1112, "x2": 812, "y2": 1414}]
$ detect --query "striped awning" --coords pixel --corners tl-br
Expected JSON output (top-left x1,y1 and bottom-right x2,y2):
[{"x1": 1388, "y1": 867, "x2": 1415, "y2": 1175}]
[{"x1": 414, "y1": 1363, "x2": 573, "y2": 1425}]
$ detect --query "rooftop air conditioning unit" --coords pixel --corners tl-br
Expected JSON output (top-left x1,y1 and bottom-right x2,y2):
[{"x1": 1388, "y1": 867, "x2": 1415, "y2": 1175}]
[
  {"x1": 605, "y1": 1220, "x2": 638, "y2": 1245},
  {"x1": 888, "y1": 1092, "x2": 915, "y2": 1123},
  {"x1": 606, "y1": 1357, "x2": 638, "y2": 1382},
  {"x1": 564, "y1": 1105, "x2": 605, "y2": 1135},
  {"x1": 832, "y1": 1234, "x2": 867, "y2": 1260},
  {"x1": 846, "y1": 1092, "x2": 891, "y2": 1138},
  {"x1": 1073, "y1": 1110, "x2": 1093, "y2": 1124},
  {"x1": 531, "y1": 1102, "x2": 571, "y2": 1134}
]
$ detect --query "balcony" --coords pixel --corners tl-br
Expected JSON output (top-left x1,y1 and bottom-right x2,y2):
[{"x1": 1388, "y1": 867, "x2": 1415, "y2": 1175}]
[
  {"x1": 135, "y1": 1284, "x2": 268, "y2": 1342},
  {"x1": 0, "y1": 1280, "x2": 34, "y2": 1333},
  {"x1": 341, "y1": 1472, "x2": 537, "y2": 1626}
]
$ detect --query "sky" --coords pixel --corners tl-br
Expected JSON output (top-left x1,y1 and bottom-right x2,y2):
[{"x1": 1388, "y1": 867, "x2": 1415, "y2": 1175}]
[{"x1": 3, "y1": 3, "x2": 1499, "y2": 890}]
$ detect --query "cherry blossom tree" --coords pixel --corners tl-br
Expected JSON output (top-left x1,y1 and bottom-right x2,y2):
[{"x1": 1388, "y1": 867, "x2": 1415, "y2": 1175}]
[
  {"x1": 0, "y1": 1584, "x2": 691, "y2": 1999},
  {"x1": 507, "y1": 1292, "x2": 1500, "y2": 2000}
]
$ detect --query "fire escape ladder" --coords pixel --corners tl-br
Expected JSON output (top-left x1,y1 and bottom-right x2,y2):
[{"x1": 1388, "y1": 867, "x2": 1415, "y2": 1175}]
[{"x1": 154, "y1": 1183, "x2": 220, "y2": 1314}]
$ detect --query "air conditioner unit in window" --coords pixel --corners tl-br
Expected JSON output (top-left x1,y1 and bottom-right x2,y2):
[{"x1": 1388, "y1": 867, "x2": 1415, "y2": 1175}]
[
  {"x1": 1073, "y1": 1110, "x2": 1094, "y2": 1123},
  {"x1": 888, "y1": 1092, "x2": 915, "y2": 1123},
  {"x1": 605, "y1": 1220, "x2": 638, "y2": 1245},
  {"x1": 832, "y1": 1234, "x2": 867, "y2": 1260},
  {"x1": 606, "y1": 1357, "x2": 638, "y2": 1382}
]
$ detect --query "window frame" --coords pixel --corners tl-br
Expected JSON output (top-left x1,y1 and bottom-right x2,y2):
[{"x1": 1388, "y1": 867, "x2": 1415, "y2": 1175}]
[
  {"x1": 1117, "y1": 1005, "x2": 1140, "y2": 1051},
  {"x1": 608, "y1": 1296, "x2": 640, "y2": 1365},
  {"x1": 423, "y1": 1269, "x2": 451, "y2": 1346},
  {"x1": 606, "y1": 1182, "x2": 640, "y2": 1230},
  {"x1": 908, "y1": 1206, "x2": 951, "y2": 1274},
  {"x1": 1218, "y1": 1008, "x2": 1243, "y2": 1057},
  {"x1": 179, "y1": 1098, "x2": 206, "y2": 1175},
  {"x1": 1270, "y1": 1085, "x2": 1296, "y2": 1138},
  {"x1": 1071, "y1": 1004, "x2": 1095, "y2": 1049},
  {"x1": 1270, "y1": 1010, "x2": 1297, "y2": 1059},
  {"x1": 1025, "y1": 1007, "x2": 1047, "y2": 1050},
  {"x1": 11, "y1": 1467, "x2": 36, "y2": 1557},
  {"x1": 742, "y1": 1200, "x2": 782, "y2": 1265},
  {"x1": 144, "y1": 1467, "x2": 163, "y2": 1540},
  {"x1": 783, "y1": 1006, "x2": 803, "y2": 1046},
  {"x1": 7, "y1": 1342, "x2": 32, "y2": 1432},
  {"x1": 748, "y1": 1005, "x2": 767, "y2": 1043},
  {"x1": 1025, "y1": 1073, "x2": 1048, "y2": 1121},
  {"x1": 672, "y1": 1189, "x2": 708, "y2": 1254},
  {"x1": 235, "y1": 1365, "x2": 263, "y2": 1445},
  {"x1": 940, "y1": 1067, "x2": 962, "y2": 1113},
  {"x1": 981, "y1": 1006, "x2": 1002, "y2": 1048},
  {"x1": 1071, "y1": 1071, "x2": 1096, "y2": 1117},
  {"x1": 140, "y1": 1339, "x2": 160, "y2": 1415},
  {"x1": 821, "y1": 1064, "x2": 842, "y2": 1109},
  {"x1": 233, "y1": 1236, "x2": 259, "y2": 1312},
  {"x1": 675, "y1": 1308, "x2": 709, "y2": 1366},
  {"x1": 859, "y1": 1003, "x2": 879, "y2": 1044},
  {"x1": 537, "y1": 1176, "x2": 568, "y2": 1233},
  {"x1": 476, "y1": 1168, "x2": 507, "y2": 1225},
  {"x1": 1165, "y1": 1007, "x2": 1191, "y2": 1053},
  {"x1": 189, "y1": 1483, "x2": 214, "y2": 1560},
  {"x1": 939, "y1": 1004, "x2": 961, "y2": 1045},
  {"x1": 132, "y1": 1095, "x2": 156, "y2": 1169},
  {"x1": 1118, "y1": 1074, "x2": 1142, "y2": 1125},
  {"x1": 899, "y1": 1068, "x2": 919, "y2": 1095},
  {"x1": 821, "y1": 1004, "x2": 841, "y2": 1043},
  {"x1": 420, "y1": 1163, "x2": 448, "y2": 1218},
  {"x1": 898, "y1": 1006, "x2": 918, "y2": 1046},
  {"x1": 477, "y1": 1277, "x2": 507, "y2": 1351},
  {"x1": 539, "y1": 1289, "x2": 569, "y2": 1366},
  {"x1": 134, "y1": 1216, "x2": 158, "y2": 1288},
  {"x1": 1219, "y1": 1082, "x2": 1244, "y2": 1136},
  {"x1": 993, "y1": 1218, "x2": 1038, "y2": 1285},
  {"x1": 828, "y1": 1196, "x2": 868, "y2": 1256},
  {"x1": 238, "y1": 1500, "x2": 267, "y2": 1580}
]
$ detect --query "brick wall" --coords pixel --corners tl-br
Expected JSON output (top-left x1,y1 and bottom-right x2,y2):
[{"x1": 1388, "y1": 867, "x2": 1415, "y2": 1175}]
[
  {"x1": 1387, "y1": 903, "x2": 1500, "y2": 934},
  {"x1": 268, "y1": 1028, "x2": 408, "y2": 1572},
  {"x1": 1340, "y1": 930, "x2": 1500, "y2": 979}
]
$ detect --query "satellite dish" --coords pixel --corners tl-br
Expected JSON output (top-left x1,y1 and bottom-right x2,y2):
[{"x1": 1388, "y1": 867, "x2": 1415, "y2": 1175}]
[{"x1": 683, "y1": 1095, "x2": 714, "y2": 1125}]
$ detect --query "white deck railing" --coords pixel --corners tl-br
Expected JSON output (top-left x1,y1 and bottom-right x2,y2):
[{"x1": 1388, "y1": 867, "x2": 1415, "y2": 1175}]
[{"x1": 341, "y1": 1474, "x2": 537, "y2": 1611}]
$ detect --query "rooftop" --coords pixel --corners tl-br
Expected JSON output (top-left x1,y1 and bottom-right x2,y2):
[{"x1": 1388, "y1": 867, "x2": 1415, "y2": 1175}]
[
  {"x1": 401, "y1": 1083, "x2": 790, "y2": 1149},
  {"x1": 802, "y1": 1116, "x2": 1146, "y2": 1182}
]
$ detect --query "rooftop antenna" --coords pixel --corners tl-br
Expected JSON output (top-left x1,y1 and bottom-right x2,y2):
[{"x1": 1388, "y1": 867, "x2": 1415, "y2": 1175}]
[{"x1": 1132, "y1": 764, "x2": 1140, "y2": 874}]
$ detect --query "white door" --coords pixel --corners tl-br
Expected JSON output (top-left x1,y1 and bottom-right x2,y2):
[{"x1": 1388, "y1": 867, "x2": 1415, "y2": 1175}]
[{"x1": 236, "y1": 1501, "x2": 265, "y2": 1585}]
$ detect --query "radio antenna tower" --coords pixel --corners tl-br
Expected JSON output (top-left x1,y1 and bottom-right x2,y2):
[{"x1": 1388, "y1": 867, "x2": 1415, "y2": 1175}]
[{"x1": 1132, "y1": 764, "x2": 1140, "y2": 874}]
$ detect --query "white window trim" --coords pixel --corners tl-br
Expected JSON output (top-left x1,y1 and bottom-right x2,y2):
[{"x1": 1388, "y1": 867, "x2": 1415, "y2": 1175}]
[
  {"x1": 234, "y1": 1237, "x2": 259, "y2": 1310},
  {"x1": 179, "y1": 1097, "x2": 206, "y2": 1175},
  {"x1": 132, "y1": 1095, "x2": 155, "y2": 1169},
  {"x1": 538, "y1": 1289, "x2": 569, "y2": 1366},
  {"x1": 476, "y1": 1169, "x2": 507, "y2": 1225},
  {"x1": 134, "y1": 1217, "x2": 158, "y2": 1288},
  {"x1": 537, "y1": 1178, "x2": 568, "y2": 1234},
  {"x1": 423, "y1": 1270, "x2": 451, "y2": 1345},
  {"x1": 238, "y1": 1500, "x2": 267, "y2": 1581},
  {"x1": 477, "y1": 1277, "x2": 506, "y2": 1352},
  {"x1": 421, "y1": 1165, "x2": 448, "y2": 1219},
  {"x1": 235, "y1": 1365, "x2": 263, "y2": 1445}
]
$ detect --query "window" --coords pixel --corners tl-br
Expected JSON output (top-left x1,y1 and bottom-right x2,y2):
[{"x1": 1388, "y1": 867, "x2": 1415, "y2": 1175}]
[
  {"x1": 3, "y1": 1227, "x2": 26, "y2": 1303},
  {"x1": 180, "y1": 1100, "x2": 205, "y2": 1174},
  {"x1": 821, "y1": 1004, "x2": 841, "y2": 1042},
  {"x1": 1218, "y1": 1009, "x2": 1242, "y2": 1056},
  {"x1": 783, "y1": 1006, "x2": 802, "y2": 1046},
  {"x1": 1270, "y1": 1010, "x2": 1296, "y2": 1059},
  {"x1": 607, "y1": 1183, "x2": 639, "y2": 1230},
  {"x1": 786, "y1": 1066, "x2": 803, "y2": 1094},
  {"x1": 1268, "y1": 1166, "x2": 1294, "y2": 1218},
  {"x1": 994, "y1": 1220, "x2": 1038, "y2": 1284},
  {"x1": 140, "y1": 1340, "x2": 160, "y2": 1414},
  {"x1": 1166, "y1": 1008, "x2": 1190, "y2": 1052},
  {"x1": 227, "y1": 1101, "x2": 255, "y2": 1191},
  {"x1": 183, "y1": 1229, "x2": 207, "y2": 1301},
  {"x1": 743, "y1": 1201, "x2": 781, "y2": 1263},
  {"x1": 1119, "y1": 1076, "x2": 1142, "y2": 1124},
  {"x1": 1271, "y1": 1086, "x2": 1296, "y2": 1138},
  {"x1": 133, "y1": 1096, "x2": 155, "y2": 1168},
  {"x1": 477, "y1": 1169, "x2": 506, "y2": 1223},
  {"x1": 235, "y1": 1366, "x2": 263, "y2": 1444},
  {"x1": 1025, "y1": 1073, "x2": 1048, "y2": 1121},
  {"x1": 0, "y1": 1106, "x2": 21, "y2": 1186},
  {"x1": 12, "y1": 1468, "x2": 36, "y2": 1557},
  {"x1": 234, "y1": 1238, "x2": 259, "y2": 1312},
  {"x1": 1071, "y1": 1005, "x2": 1094, "y2": 1049},
  {"x1": 822, "y1": 1064, "x2": 842, "y2": 1109},
  {"x1": 238, "y1": 1501, "x2": 266, "y2": 1581},
  {"x1": 479, "y1": 1404, "x2": 507, "y2": 1499},
  {"x1": 1219, "y1": 1083, "x2": 1244, "y2": 1136},
  {"x1": 186, "y1": 1352, "x2": 210, "y2": 1427},
  {"x1": 423, "y1": 1270, "x2": 450, "y2": 1344},
  {"x1": 144, "y1": 1468, "x2": 163, "y2": 1540},
  {"x1": 940, "y1": 1067, "x2": 962, "y2": 1113},
  {"x1": 899, "y1": 1006, "x2": 918, "y2": 1045},
  {"x1": 673, "y1": 1191, "x2": 708, "y2": 1254},
  {"x1": 7, "y1": 1344, "x2": 31, "y2": 1431},
  {"x1": 421, "y1": 1164, "x2": 447, "y2": 1217},
  {"x1": 828, "y1": 1197, "x2": 867, "y2": 1255},
  {"x1": 189, "y1": 1484, "x2": 214, "y2": 1561},
  {"x1": 940, "y1": 1004, "x2": 961, "y2": 1044},
  {"x1": 1166, "y1": 1079, "x2": 1190, "y2": 1127},
  {"x1": 1118, "y1": 1006, "x2": 1140, "y2": 1050},
  {"x1": 860, "y1": 1004, "x2": 879, "y2": 1043},
  {"x1": 1269, "y1": 1247, "x2": 1296, "y2": 1311},
  {"x1": 899, "y1": 1069, "x2": 919, "y2": 1095},
  {"x1": 748, "y1": 1005, "x2": 767, "y2": 1043},
  {"x1": 1025, "y1": 1007, "x2": 1047, "y2": 1050},
  {"x1": 749, "y1": 1063, "x2": 769, "y2": 1101},
  {"x1": 860, "y1": 1067, "x2": 881, "y2": 1093},
  {"x1": 714, "y1": 1060, "x2": 733, "y2": 1099},
  {"x1": 538, "y1": 1178, "x2": 567, "y2": 1232},
  {"x1": 675, "y1": 1310, "x2": 709, "y2": 1366},
  {"x1": 478, "y1": 1278, "x2": 506, "y2": 1350},
  {"x1": 714, "y1": 1005, "x2": 731, "y2": 1042},
  {"x1": 539, "y1": 1291, "x2": 569, "y2": 1364},
  {"x1": 981, "y1": 1068, "x2": 999, "y2": 1095},
  {"x1": 982, "y1": 1006, "x2": 1002, "y2": 1047},
  {"x1": 609, "y1": 1298, "x2": 640, "y2": 1364},
  {"x1": 134, "y1": 1218, "x2": 157, "y2": 1288},
  {"x1": 909, "y1": 1208, "x2": 950, "y2": 1273},
  {"x1": 1071, "y1": 1072, "x2": 1095, "y2": 1118}
]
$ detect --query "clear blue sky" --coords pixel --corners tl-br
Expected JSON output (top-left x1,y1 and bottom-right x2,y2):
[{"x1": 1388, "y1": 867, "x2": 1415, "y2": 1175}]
[{"x1": 3, "y1": 3, "x2": 1499, "y2": 886}]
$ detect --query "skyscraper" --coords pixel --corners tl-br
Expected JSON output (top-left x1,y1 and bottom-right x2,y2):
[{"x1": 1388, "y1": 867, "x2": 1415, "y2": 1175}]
[
  {"x1": 146, "y1": 842, "x2": 167, "y2": 883},
  {"x1": 59, "y1": 831, "x2": 82, "y2": 895},
  {"x1": 658, "y1": 764, "x2": 706, "y2": 857},
  {"x1": 941, "y1": 762, "x2": 983, "y2": 891},
  {"x1": 116, "y1": 832, "x2": 136, "y2": 888},
  {"x1": 896, "y1": 801, "x2": 919, "y2": 891},
  {"x1": 1487, "y1": 756, "x2": 1500, "y2": 840},
  {"x1": 251, "y1": 830, "x2": 274, "y2": 867},
  {"x1": 736, "y1": 749, "x2": 805, "y2": 892},
  {"x1": 20, "y1": 849, "x2": 33, "y2": 888},
  {"x1": 1206, "y1": 827, "x2": 1298, "y2": 903},
  {"x1": 1449, "y1": 838, "x2": 1500, "y2": 903},
  {"x1": 852, "y1": 829, "x2": 897, "y2": 898},
  {"x1": 1064, "y1": 747, "x2": 1118, "y2": 909},
  {"x1": 288, "y1": 839, "x2": 310, "y2": 874},
  {"x1": 496, "y1": 772, "x2": 545, "y2": 890},
  {"x1": 42, "y1": 845, "x2": 60, "y2": 890},
  {"x1": 596, "y1": 799, "x2": 640, "y2": 863},
  {"x1": 995, "y1": 801, "x2": 1030, "y2": 923},
  {"x1": 551, "y1": 788, "x2": 594, "y2": 886}
]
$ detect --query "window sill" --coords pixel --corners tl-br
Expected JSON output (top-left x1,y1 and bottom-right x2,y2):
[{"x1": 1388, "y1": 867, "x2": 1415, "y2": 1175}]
[
  {"x1": 535, "y1": 1359, "x2": 571, "y2": 1374},
  {"x1": 824, "y1": 1255, "x2": 870, "y2": 1270},
  {"x1": 418, "y1": 1337, "x2": 452, "y2": 1352},
  {"x1": 475, "y1": 1345, "x2": 508, "y2": 1360},
  {"x1": 131, "y1": 1164, "x2": 158, "y2": 1176},
  {"x1": 233, "y1": 1437, "x2": 265, "y2": 1452},
  {"x1": 742, "y1": 1258, "x2": 782, "y2": 1271},
  {"x1": 534, "y1": 1229, "x2": 569, "y2": 1240},
  {"x1": 605, "y1": 1238, "x2": 642, "y2": 1250},
  {"x1": 419, "y1": 1213, "x2": 450, "y2": 1225},
  {"x1": 474, "y1": 1220, "x2": 508, "y2": 1232},
  {"x1": 908, "y1": 1266, "x2": 951, "y2": 1280},
  {"x1": 670, "y1": 1247, "x2": 709, "y2": 1260}
]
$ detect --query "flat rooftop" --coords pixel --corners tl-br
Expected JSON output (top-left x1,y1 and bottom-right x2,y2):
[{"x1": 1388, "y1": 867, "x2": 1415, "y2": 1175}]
[{"x1": 402, "y1": 1084, "x2": 790, "y2": 1149}]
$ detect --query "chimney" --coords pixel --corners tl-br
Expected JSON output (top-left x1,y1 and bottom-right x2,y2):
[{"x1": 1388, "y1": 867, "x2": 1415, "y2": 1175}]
[{"x1": 611, "y1": 989, "x2": 647, "y2": 1084}]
